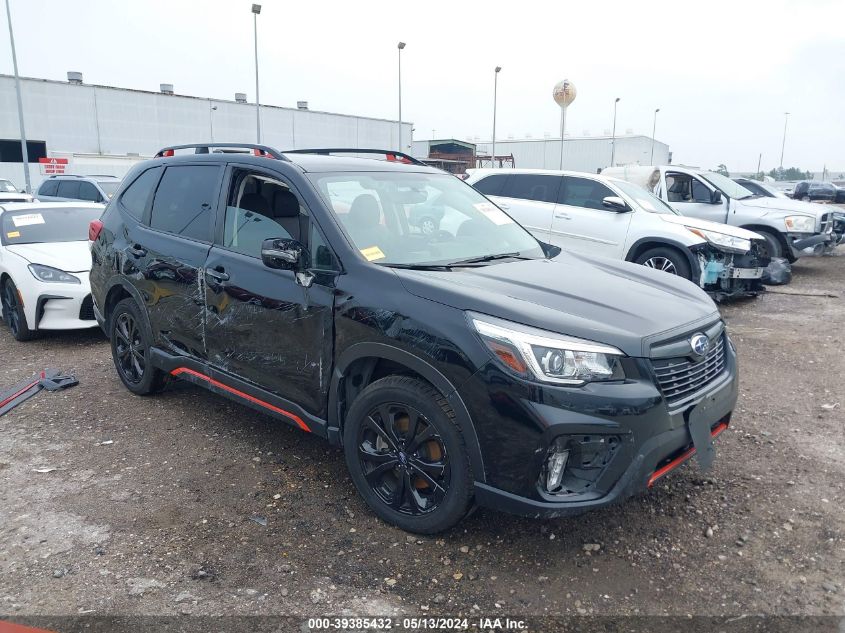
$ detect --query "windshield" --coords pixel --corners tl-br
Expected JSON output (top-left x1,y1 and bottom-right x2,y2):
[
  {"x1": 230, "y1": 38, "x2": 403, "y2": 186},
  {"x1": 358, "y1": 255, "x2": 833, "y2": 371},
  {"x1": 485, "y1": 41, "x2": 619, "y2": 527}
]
[
  {"x1": 0, "y1": 180, "x2": 16, "y2": 193},
  {"x1": 309, "y1": 171, "x2": 544, "y2": 266},
  {"x1": 699, "y1": 171, "x2": 754, "y2": 199},
  {"x1": 97, "y1": 181, "x2": 121, "y2": 197},
  {"x1": 2, "y1": 206, "x2": 103, "y2": 245},
  {"x1": 612, "y1": 179, "x2": 680, "y2": 215}
]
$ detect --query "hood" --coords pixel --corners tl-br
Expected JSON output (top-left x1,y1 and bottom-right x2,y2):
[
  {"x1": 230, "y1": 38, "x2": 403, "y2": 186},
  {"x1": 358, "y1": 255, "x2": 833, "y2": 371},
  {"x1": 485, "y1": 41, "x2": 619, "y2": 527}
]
[
  {"x1": 659, "y1": 214, "x2": 763, "y2": 240},
  {"x1": 739, "y1": 196, "x2": 823, "y2": 220},
  {"x1": 393, "y1": 253, "x2": 718, "y2": 357},
  {"x1": 5, "y1": 241, "x2": 92, "y2": 273}
]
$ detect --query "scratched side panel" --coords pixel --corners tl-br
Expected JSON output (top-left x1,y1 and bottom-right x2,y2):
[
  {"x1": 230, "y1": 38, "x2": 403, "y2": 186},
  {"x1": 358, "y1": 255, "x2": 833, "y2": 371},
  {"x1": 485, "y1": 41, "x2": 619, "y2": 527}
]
[{"x1": 203, "y1": 247, "x2": 334, "y2": 418}]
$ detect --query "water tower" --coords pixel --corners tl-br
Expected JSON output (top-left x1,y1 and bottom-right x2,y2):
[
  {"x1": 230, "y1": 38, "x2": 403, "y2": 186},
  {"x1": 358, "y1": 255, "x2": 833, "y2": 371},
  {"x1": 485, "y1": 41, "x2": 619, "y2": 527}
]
[{"x1": 552, "y1": 79, "x2": 577, "y2": 169}]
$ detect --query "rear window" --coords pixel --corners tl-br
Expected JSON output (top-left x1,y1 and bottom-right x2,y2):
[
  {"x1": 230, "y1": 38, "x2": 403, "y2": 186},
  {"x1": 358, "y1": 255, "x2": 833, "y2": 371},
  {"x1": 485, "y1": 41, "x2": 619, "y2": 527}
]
[
  {"x1": 2, "y1": 206, "x2": 103, "y2": 245},
  {"x1": 472, "y1": 174, "x2": 508, "y2": 197},
  {"x1": 57, "y1": 180, "x2": 81, "y2": 199},
  {"x1": 149, "y1": 165, "x2": 220, "y2": 242},
  {"x1": 38, "y1": 180, "x2": 59, "y2": 197},
  {"x1": 501, "y1": 174, "x2": 560, "y2": 203},
  {"x1": 120, "y1": 167, "x2": 162, "y2": 219}
]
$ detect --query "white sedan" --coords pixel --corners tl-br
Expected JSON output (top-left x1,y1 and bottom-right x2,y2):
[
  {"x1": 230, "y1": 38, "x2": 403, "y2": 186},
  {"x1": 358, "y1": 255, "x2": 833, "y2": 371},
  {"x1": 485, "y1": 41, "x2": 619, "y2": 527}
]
[{"x1": 0, "y1": 202, "x2": 104, "y2": 341}]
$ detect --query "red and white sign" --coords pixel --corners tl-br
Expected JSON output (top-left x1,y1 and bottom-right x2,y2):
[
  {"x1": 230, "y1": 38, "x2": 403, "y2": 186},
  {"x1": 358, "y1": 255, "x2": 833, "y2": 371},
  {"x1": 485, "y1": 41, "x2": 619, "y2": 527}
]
[{"x1": 38, "y1": 157, "x2": 69, "y2": 175}]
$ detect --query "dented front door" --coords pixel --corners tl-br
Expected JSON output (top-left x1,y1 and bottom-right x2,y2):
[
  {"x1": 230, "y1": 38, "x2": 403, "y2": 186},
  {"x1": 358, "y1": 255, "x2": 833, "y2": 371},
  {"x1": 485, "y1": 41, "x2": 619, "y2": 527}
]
[{"x1": 202, "y1": 247, "x2": 334, "y2": 418}]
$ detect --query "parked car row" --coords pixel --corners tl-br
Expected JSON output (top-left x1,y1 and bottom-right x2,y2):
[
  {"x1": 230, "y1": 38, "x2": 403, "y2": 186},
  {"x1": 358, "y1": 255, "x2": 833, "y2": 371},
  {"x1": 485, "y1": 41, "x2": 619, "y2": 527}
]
[{"x1": 0, "y1": 145, "x2": 837, "y2": 534}]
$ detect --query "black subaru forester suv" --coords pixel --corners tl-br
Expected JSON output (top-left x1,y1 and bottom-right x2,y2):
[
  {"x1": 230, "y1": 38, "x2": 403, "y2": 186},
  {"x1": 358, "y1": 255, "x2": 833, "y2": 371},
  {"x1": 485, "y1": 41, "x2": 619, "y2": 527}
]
[{"x1": 89, "y1": 143, "x2": 738, "y2": 533}]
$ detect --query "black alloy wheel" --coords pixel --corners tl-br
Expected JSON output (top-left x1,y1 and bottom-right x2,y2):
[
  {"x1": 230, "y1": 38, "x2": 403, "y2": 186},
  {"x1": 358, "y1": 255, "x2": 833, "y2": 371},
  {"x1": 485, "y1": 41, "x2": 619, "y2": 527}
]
[
  {"x1": 114, "y1": 311, "x2": 145, "y2": 384},
  {"x1": 2, "y1": 279, "x2": 35, "y2": 341},
  {"x1": 357, "y1": 402, "x2": 450, "y2": 515},
  {"x1": 343, "y1": 376, "x2": 473, "y2": 533},
  {"x1": 109, "y1": 298, "x2": 168, "y2": 395}
]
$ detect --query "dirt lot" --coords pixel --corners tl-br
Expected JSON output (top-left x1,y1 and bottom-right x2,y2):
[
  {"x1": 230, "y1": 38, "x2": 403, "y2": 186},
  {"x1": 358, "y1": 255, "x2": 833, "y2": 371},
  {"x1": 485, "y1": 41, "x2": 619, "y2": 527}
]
[{"x1": 1, "y1": 254, "x2": 843, "y2": 627}]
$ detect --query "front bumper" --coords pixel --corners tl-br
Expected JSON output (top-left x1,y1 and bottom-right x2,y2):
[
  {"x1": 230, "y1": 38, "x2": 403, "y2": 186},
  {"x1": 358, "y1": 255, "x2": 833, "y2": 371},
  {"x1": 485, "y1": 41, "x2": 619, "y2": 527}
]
[
  {"x1": 459, "y1": 335, "x2": 739, "y2": 519},
  {"x1": 694, "y1": 244, "x2": 766, "y2": 302},
  {"x1": 788, "y1": 231, "x2": 836, "y2": 257},
  {"x1": 22, "y1": 273, "x2": 98, "y2": 331}
]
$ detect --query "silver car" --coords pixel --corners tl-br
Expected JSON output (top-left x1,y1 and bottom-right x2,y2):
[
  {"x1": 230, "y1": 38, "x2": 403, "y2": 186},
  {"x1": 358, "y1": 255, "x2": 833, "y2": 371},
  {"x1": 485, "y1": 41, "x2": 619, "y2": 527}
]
[{"x1": 36, "y1": 175, "x2": 121, "y2": 204}]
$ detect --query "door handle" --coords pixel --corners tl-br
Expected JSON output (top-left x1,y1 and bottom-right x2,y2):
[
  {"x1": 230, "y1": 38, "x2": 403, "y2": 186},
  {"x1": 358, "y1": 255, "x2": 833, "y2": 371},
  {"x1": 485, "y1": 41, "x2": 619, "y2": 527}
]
[
  {"x1": 498, "y1": 202, "x2": 510, "y2": 209},
  {"x1": 205, "y1": 267, "x2": 230, "y2": 282},
  {"x1": 554, "y1": 213, "x2": 571, "y2": 220},
  {"x1": 127, "y1": 244, "x2": 147, "y2": 257}
]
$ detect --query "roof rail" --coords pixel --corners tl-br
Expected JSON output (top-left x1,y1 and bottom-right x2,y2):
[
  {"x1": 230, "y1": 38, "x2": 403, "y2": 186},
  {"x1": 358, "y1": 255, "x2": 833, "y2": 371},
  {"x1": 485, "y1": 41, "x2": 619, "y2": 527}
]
[
  {"x1": 284, "y1": 148, "x2": 426, "y2": 166},
  {"x1": 154, "y1": 143, "x2": 289, "y2": 161}
]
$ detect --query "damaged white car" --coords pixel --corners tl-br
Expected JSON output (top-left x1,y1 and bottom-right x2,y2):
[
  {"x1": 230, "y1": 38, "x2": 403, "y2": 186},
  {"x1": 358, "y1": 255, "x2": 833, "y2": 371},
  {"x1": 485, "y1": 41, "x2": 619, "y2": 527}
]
[{"x1": 466, "y1": 169, "x2": 768, "y2": 300}]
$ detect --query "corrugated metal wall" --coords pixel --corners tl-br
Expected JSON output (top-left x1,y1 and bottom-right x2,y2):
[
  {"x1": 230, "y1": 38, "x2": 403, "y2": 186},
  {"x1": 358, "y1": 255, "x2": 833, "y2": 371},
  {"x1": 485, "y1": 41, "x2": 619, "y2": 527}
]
[
  {"x1": 0, "y1": 75, "x2": 411, "y2": 188},
  {"x1": 475, "y1": 136, "x2": 670, "y2": 172}
]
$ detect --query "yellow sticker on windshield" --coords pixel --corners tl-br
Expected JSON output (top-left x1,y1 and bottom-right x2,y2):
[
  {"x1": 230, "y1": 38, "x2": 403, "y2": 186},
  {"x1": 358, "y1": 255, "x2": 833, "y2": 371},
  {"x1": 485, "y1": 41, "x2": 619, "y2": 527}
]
[
  {"x1": 360, "y1": 246, "x2": 386, "y2": 261},
  {"x1": 6, "y1": 231, "x2": 20, "y2": 238}
]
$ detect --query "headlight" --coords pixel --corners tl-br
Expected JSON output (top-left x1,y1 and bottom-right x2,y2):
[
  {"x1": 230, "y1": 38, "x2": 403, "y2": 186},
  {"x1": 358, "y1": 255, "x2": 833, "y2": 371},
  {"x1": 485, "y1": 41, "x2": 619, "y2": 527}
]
[
  {"x1": 784, "y1": 215, "x2": 816, "y2": 233},
  {"x1": 687, "y1": 228, "x2": 750, "y2": 254},
  {"x1": 469, "y1": 313, "x2": 625, "y2": 385},
  {"x1": 28, "y1": 264, "x2": 81, "y2": 284}
]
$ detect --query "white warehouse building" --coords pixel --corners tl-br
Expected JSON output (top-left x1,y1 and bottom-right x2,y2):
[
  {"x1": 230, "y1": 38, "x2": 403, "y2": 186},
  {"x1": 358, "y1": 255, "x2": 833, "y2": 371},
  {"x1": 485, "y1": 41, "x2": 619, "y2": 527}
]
[
  {"x1": 0, "y1": 73, "x2": 412, "y2": 190},
  {"x1": 472, "y1": 135, "x2": 671, "y2": 173}
]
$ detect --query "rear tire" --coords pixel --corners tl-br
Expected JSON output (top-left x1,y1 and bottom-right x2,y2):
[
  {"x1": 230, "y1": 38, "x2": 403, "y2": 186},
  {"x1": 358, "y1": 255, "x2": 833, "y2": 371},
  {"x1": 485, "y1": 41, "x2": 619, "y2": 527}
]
[
  {"x1": 109, "y1": 298, "x2": 168, "y2": 395},
  {"x1": 634, "y1": 247, "x2": 692, "y2": 280},
  {"x1": 2, "y1": 278, "x2": 36, "y2": 342},
  {"x1": 343, "y1": 376, "x2": 473, "y2": 534}
]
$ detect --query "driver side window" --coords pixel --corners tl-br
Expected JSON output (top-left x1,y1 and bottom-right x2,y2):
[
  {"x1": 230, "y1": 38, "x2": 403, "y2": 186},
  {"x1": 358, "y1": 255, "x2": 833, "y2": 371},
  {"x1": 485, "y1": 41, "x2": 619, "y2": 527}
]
[
  {"x1": 665, "y1": 173, "x2": 692, "y2": 202},
  {"x1": 222, "y1": 170, "x2": 306, "y2": 258},
  {"x1": 691, "y1": 179, "x2": 712, "y2": 203}
]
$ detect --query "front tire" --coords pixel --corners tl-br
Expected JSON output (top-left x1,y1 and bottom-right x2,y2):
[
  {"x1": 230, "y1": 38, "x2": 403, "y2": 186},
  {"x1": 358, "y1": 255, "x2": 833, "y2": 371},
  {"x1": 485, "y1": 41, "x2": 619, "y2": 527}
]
[
  {"x1": 109, "y1": 298, "x2": 167, "y2": 395},
  {"x1": 755, "y1": 229, "x2": 785, "y2": 261},
  {"x1": 634, "y1": 247, "x2": 692, "y2": 280},
  {"x1": 2, "y1": 278, "x2": 35, "y2": 342},
  {"x1": 343, "y1": 376, "x2": 473, "y2": 534}
]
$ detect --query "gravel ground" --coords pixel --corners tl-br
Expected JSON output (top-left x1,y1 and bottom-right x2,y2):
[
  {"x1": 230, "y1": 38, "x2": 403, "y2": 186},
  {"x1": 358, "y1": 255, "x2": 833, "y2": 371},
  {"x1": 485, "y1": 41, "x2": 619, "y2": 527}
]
[{"x1": 0, "y1": 254, "x2": 843, "y2": 625}]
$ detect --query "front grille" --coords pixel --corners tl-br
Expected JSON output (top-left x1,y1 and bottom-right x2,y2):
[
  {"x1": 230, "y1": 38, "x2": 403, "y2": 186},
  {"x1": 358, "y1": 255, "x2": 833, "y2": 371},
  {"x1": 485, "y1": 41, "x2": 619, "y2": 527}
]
[
  {"x1": 652, "y1": 335, "x2": 727, "y2": 404},
  {"x1": 79, "y1": 295, "x2": 95, "y2": 321},
  {"x1": 820, "y1": 212, "x2": 832, "y2": 234}
]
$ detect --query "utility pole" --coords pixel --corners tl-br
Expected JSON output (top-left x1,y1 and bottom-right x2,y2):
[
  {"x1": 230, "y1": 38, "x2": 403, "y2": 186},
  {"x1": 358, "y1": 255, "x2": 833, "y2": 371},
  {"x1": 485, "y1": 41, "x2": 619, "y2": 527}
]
[{"x1": 4, "y1": 0, "x2": 31, "y2": 193}]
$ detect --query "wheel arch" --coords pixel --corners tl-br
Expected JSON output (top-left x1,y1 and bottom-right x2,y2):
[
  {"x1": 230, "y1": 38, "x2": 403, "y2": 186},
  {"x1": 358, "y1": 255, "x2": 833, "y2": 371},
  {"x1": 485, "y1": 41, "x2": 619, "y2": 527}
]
[
  {"x1": 102, "y1": 278, "x2": 150, "y2": 334},
  {"x1": 739, "y1": 224, "x2": 791, "y2": 258},
  {"x1": 625, "y1": 238, "x2": 699, "y2": 279},
  {"x1": 329, "y1": 342, "x2": 486, "y2": 482}
]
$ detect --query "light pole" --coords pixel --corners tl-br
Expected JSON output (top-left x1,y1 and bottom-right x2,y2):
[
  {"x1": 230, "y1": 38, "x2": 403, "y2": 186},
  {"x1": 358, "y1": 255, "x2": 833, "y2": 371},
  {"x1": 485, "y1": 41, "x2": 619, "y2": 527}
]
[
  {"x1": 610, "y1": 97, "x2": 621, "y2": 167},
  {"x1": 779, "y1": 112, "x2": 789, "y2": 170},
  {"x1": 252, "y1": 4, "x2": 262, "y2": 143},
  {"x1": 209, "y1": 104, "x2": 217, "y2": 142},
  {"x1": 4, "y1": 0, "x2": 31, "y2": 193},
  {"x1": 397, "y1": 42, "x2": 406, "y2": 151},
  {"x1": 650, "y1": 108, "x2": 660, "y2": 164},
  {"x1": 491, "y1": 66, "x2": 501, "y2": 168}
]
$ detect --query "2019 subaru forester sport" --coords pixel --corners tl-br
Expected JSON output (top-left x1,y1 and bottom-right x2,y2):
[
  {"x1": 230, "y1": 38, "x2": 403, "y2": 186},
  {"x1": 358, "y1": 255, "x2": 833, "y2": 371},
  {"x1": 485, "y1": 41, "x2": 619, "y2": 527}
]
[{"x1": 88, "y1": 143, "x2": 738, "y2": 533}]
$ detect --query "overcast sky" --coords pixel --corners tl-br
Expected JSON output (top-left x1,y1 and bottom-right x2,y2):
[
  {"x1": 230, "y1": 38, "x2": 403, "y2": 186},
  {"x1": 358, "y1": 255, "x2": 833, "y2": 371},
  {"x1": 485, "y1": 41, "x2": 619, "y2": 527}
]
[{"x1": 2, "y1": 0, "x2": 843, "y2": 172}]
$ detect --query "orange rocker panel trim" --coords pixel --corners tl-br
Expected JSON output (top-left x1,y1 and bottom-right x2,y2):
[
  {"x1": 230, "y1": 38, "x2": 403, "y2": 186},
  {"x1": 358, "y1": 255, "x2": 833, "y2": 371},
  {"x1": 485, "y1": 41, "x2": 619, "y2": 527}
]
[{"x1": 170, "y1": 367, "x2": 311, "y2": 433}]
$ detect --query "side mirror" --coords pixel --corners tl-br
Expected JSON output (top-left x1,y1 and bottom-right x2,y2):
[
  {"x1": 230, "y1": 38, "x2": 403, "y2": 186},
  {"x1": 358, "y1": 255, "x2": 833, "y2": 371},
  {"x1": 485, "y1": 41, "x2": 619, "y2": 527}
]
[
  {"x1": 261, "y1": 238, "x2": 306, "y2": 270},
  {"x1": 539, "y1": 241, "x2": 562, "y2": 259},
  {"x1": 710, "y1": 190, "x2": 723, "y2": 204},
  {"x1": 602, "y1": 196, "x2": 630, "y2": 212}
]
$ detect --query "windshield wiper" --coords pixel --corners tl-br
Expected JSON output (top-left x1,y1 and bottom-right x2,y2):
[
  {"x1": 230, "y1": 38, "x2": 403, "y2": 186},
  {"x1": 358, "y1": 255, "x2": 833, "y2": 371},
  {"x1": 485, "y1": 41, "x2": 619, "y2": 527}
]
[
  {"x1": 445, "y1": 252, "x2": 528, "y2": 267},
  {"x1": 381, "y1": 262, "x2": 453, "y2": 271}
]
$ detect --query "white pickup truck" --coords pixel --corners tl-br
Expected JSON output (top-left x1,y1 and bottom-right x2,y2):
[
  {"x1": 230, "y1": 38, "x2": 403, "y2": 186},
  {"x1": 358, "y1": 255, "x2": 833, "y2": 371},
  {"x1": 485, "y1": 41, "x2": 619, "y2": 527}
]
[{"x1": 602, "y1": 165, "x2": 836, "y2": 261}]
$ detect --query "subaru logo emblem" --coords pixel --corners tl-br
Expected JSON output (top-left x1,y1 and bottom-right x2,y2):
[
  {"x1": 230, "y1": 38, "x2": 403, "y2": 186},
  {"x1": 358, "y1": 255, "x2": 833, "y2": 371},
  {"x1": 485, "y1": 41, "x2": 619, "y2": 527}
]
[{"x1": 690, "y1": 333, "x2": 710, "y2": 357}]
